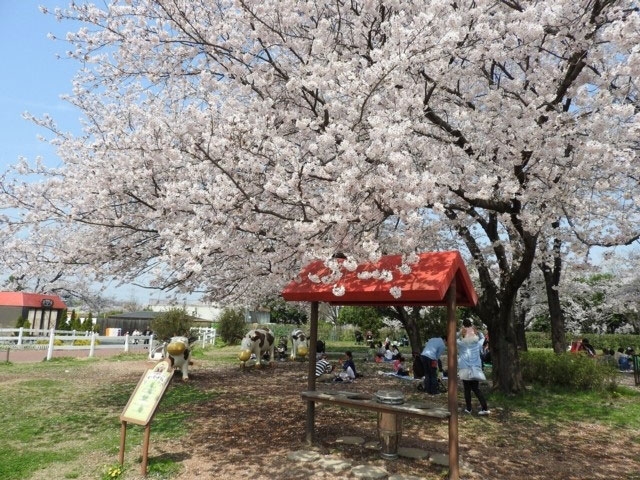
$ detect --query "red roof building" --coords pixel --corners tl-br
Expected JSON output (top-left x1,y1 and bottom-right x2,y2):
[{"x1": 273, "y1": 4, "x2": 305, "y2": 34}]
[{"x1": 0, "y1": 292, "x2": 67, "y2": 330}]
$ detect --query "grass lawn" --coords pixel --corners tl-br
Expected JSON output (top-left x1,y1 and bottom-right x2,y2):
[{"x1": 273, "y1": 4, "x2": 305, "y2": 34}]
[
  {"x1": 0, "y1": 353, "x2": 217, "y2": 480},
  {"x1": 1, "y1": 344, "x2": 639, "y2": 479}
]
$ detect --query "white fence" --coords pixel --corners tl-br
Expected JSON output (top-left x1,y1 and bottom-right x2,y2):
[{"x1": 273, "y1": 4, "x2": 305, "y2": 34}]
[
  {"x1": 0, "y1": 328, "x2": 155, "y2": 361},
  {"x1": 191, "y1": 327, "x2": 216, "y2": 347},
  {"x1": 0, "y1": 326, "x2": 216, "y2": 361}
]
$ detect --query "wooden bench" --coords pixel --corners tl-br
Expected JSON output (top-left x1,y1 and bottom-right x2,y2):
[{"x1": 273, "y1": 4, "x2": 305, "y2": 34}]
[
  {"x1": 301, "y1": 390, "x2": 449, "y2": 459},
  {"x1": 301, "y1": 390, "x2": 450, "y2": 419}
]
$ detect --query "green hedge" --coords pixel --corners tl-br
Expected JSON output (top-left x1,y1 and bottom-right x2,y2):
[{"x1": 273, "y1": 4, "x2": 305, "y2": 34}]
[
  {"x1": 72, "y1": 339, "x2": 100, "y2": 346},
  {"x1": 35, "y1": 339, "x2": 64, "y2": 346},
  {"x1": 526, "y1": 332, "x2": 640, "y2": 352},
  {"x1": 520, "y1": 350, "x2": 617, "y2": 390}
]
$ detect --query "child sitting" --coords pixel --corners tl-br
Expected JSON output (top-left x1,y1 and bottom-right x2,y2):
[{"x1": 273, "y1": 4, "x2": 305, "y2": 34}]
[
  {"x1": 393, "y1": 355, "x2": 409, "y2": 376},
  {"x1": 335, "y1": 351, "x2": 357, "y2": 382}
]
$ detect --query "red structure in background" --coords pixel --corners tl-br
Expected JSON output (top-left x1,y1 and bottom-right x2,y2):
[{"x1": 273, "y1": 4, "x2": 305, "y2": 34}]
[
  {"x1": 282, "y1": 250, "x2": 479, "y2": 480},
  {"x1": 0, "y1": 292, "x2": 67, "y2": 329}
]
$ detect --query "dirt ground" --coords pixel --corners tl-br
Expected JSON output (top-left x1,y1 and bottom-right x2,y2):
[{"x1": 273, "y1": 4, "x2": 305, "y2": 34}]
[{"x1": 118, "y1": 360, "x2": 640, "y2": 480}]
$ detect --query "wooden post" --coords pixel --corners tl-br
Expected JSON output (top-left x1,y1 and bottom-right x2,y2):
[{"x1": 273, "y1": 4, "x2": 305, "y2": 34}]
[
  {"x1": 46, "y1": 328, "x2": 55, "y2": 361},
  {"x1": 141, "y1": 423, "x2": 151, "y2": 476},
  {"x1": 118, "y1": 421, "x2": 127, "y2": 465},
  {"x1": 306, "y1": 301, "x2": 319, "y2": 445},
  {"x1": 5, "y1": 348, "x2": 9, "y2": 363},
  {"x1": 446, "y1": 280, "x2": 459, "y2": 480}
]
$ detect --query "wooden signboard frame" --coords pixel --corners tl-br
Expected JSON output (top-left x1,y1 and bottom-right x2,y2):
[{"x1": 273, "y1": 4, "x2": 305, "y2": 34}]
[{"x1": 119, "y1": 359, "x2": 174, "y2": 476}]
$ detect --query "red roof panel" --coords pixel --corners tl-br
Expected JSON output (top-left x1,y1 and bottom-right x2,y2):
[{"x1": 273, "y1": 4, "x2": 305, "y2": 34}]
[
  {"x1": 0, "y1": 292, "x2": 67, "y2": 309},
  {"x1": 282, "y1": 251, "x2": 478, "y2": 307}
]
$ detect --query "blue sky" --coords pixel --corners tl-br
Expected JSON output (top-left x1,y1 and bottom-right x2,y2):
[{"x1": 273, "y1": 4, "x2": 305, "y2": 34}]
[{"x1": 0, "y1": 1, "x2": 175, "y2": 303}]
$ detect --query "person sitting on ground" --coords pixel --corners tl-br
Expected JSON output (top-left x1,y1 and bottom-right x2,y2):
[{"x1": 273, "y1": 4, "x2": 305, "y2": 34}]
[
  {"x1": 316, "y1": 339, "x2": 325, "y2": 354},
  {"x1": 315, "y1": 353, "x2": 333, "y2": 381},
  {"x1": 335, "y1": 351, "x2": 357, "y2": 382},
  {"x1": 614, "y1": 347, "x2": 624, "y2": 364},
  {"x1": 384, "y1": 346, "x2": 395, "y2": 362},
  {"x1": 626, "y1": 346, "x2": 636, "y2": 357},
  {"x1": 618, "y1": 349, "x2": 632, "y2": 371},
  {"x1": 391, "y1": 343, "x2": 401, "y2": 360},
  {"x1": 580, "y1": 338, "x2": 596, "y2": 357},
  {"x1": 393, "y1": 354, "x2": 410, "y2": 376}
]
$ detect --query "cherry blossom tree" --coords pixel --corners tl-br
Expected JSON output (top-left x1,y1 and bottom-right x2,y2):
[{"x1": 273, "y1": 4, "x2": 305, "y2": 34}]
[{"x1": 1, "y1": 0, "x2": 639, "y2": 392}]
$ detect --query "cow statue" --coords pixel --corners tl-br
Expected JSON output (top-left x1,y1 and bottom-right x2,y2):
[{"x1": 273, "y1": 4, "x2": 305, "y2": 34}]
[
  {"x1": 239, "y1": 328, "x2": 275, "y2": 368},
  {"x1": 290, "y1": 329, "x2": 309, "y2": 361},
  {"x1": 149, "y1": 336, "x2": 194, "y2": 380}
]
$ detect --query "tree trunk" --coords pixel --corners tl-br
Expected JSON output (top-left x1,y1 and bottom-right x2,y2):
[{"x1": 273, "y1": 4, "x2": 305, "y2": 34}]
[
  {"x1": 515, "y1": 305, "x2": 528, "y2": 352},
  {"x1": 540, "y1": 245, "x2": 566, "y2": 354},
  {"x1": 487, "y1": 304, "x2": 524, "y2": 393},
  {"x1": 396, "y1": 307, "x2": 423, "y2": 353}
]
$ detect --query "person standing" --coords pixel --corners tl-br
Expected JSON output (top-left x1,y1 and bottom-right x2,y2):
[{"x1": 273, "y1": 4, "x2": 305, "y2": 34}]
[
  {"x1": 458, "y1": 319, "x2": 490, "y2": 415},
  {"x1": 420, "y1": 335, "x2": 446, "y2": 395}
]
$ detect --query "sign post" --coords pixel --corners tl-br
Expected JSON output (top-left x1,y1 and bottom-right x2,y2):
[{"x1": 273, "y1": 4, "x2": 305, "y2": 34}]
[{"x1": 119, "y1": 359, "x2": 174, "y2": 476}]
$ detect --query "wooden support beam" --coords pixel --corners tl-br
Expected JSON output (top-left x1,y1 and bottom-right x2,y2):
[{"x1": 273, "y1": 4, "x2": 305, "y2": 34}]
[
  {"x1": 118, "y1": 421, "x2": 127, "y2": 466},
  {"x1": 446, "y1": 280, "x2": 459, "y2": 480},
  {"x1": 306, "y1": 301, "x2": 319, "y2": 445},
  {"x1": 141, "y1": 424, "x2": 151, "y2": 476}
]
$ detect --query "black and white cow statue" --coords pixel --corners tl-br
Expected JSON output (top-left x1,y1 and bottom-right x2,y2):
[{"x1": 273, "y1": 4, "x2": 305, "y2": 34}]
[
  {"x1": 150, "y1": 336, "x2": 194, "y2": 380},
  {"x1": 290, "y1": 329, "x2": 309, "y2": 361},
  {"x1": 239, "y1": 328, "x2": 275, "y2": 368}
]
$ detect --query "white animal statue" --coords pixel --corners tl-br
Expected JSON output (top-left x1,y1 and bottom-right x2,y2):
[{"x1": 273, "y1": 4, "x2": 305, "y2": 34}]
[
  {"x1": 290, "y1": 329, "x2": 309, "y2": 361},
  {"x1": 166, "y1": 336, "x2": 194, "y2": 380},
  {"x1": 239, "y1": 328, "x2": 275, "y2": 368},
  {"x1": 149, "y1": 336, "x2": 194, "y2": 380}
]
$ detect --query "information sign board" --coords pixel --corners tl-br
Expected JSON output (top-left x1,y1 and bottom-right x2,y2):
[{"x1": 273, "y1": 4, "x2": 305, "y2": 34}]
[{"x1": 121, "y1": 360, "x2": 173, "y2": 426}]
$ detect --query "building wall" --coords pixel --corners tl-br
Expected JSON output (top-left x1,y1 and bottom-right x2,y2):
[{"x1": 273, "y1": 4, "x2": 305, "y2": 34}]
[
  {"x1": 0, "y1": 306, "x2": 24, "y2": 328},
  {"x1": 0, "y1": 306, "x2": 60, "y2": 330},
  {"x1": 96, "y1": 318, "x2": 153, "y2": 335}
]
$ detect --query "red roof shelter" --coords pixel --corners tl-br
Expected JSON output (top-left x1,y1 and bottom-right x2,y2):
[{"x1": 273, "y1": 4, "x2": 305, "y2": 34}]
[
  {"x1": 0, "y1": 292, "x2": 67, "y2": 310},
  {"x1": 282, "y1": 250, "x2": 478, "y2": 480}
]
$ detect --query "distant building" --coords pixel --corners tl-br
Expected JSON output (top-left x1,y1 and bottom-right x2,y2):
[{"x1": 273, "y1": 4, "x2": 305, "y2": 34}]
[
  {"x1": 0, "y1": 292, "x2": 67, "y2": 329},
  {"x1": 149, "y1": 301, "x2": 271, "y2": 324},
  {"x1": 96, "y1": 310, "x2": 212, "y2": 335},
  {"x1": 149, "y1": 302, "x2": 223, "y2": 322}
]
